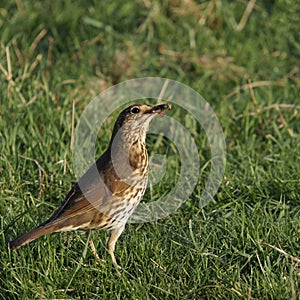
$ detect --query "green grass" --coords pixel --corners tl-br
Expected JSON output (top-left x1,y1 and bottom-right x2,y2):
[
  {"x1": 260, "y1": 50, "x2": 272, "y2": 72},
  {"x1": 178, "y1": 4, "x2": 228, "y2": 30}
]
[{"x1": 1, "y1": 0, "x2": 300, "y2": 298}]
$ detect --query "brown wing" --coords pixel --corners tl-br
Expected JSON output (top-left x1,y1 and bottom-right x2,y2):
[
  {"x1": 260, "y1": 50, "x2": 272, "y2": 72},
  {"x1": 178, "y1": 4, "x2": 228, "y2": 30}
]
[
  {"x1": 40, "y1": 161, "x2": 112, "y2": 229},
  {"x1": 41, "y1": 151, "x2": 133, "y2": 231}
]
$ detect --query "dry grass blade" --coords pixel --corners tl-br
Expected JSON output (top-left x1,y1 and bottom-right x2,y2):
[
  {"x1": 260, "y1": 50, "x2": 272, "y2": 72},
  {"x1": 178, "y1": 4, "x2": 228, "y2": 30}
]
[
  {"x1": 18, "y1": 155, "x2": 48, "y2": 199},
  {"x1": 150, "y1": 258, "x2": 166, "y2": 272},
  {"x1": 235, "y1": 103, "x2": 300, "y2": 119},
  {"x1": 224, "y1": 80, "x2": 286, "y2": 100},
  {"x1": 261, "y1": 242, "x2": 300, "y2": 263},
  {"x1": 236, "y1": 0, "x2": 256, "y2": 31},
  {"x1": 70, "y1": 100, "x2": 76, "y2": 150},
  {"x1": 28, "y1": 29, "x2": 47, "y2": 58}
]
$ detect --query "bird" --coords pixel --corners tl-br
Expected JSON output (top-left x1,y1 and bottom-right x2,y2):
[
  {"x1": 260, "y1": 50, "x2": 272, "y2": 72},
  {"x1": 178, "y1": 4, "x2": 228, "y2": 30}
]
[{"x1": 9, "y1": 103, "x2": 172, "y2": 265}]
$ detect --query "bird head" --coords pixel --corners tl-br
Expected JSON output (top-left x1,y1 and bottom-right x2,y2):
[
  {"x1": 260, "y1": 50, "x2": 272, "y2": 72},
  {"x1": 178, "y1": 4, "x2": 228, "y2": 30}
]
[{"x1": 110, "y1": 103, "x2": 172, "y2": 146}]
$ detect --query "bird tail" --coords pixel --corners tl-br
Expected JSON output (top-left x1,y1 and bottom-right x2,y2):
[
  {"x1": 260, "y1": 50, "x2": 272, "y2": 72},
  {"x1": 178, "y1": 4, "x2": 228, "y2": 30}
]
[{"x1": 9, "y1": 226, "x2": 53, "y2": 250}]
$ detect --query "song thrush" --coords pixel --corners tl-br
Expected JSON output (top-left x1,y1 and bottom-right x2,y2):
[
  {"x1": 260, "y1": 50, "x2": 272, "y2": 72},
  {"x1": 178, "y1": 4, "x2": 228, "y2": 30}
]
[{"x1": 9, "y1": 103, "x2": 172, "y2": 264}]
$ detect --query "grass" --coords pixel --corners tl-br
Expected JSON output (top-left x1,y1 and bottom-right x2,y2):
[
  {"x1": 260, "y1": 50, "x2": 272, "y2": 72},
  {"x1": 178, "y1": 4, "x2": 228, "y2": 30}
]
[{"x1": 1, "y1": 0, "x2": 300, "y2": 298}]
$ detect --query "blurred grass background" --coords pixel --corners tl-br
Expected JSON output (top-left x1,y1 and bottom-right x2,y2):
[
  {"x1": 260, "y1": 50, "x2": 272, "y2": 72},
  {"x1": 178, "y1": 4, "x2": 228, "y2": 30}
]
[{"x1": 0, "y1": 0, "x2": 299, "y2": 299}]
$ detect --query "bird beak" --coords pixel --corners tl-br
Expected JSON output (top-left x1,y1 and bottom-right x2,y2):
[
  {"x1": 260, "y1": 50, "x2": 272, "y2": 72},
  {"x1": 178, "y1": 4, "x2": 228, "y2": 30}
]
[{"x1": 151, "y1": 103, "x2": 172, "y2": 116}]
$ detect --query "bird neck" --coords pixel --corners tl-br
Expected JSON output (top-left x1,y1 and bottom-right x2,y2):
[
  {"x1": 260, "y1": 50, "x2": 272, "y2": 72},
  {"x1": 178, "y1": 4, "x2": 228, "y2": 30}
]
[
  {"x1": 109, "y1": 123, "x2": 147, "y2": 150},
  {"x1": 108, "y1": 126, "x2": 148, "y2": 173}
]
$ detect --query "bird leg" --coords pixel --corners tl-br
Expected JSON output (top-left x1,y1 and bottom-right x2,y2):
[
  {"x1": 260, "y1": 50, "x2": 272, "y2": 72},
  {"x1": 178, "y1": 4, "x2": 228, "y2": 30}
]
[
  {"x1": 107, "y1": 225, "x2": 125, "y2": 266},
  {"x1": 86, "y1": 231, "x2": 105, "y2": 262}
]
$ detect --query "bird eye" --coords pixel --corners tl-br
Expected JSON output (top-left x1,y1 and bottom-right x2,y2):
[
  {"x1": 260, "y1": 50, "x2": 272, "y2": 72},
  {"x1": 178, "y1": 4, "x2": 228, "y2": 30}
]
[{"x1": 130, "y1": 107, "x2": 140, "y2": 114}]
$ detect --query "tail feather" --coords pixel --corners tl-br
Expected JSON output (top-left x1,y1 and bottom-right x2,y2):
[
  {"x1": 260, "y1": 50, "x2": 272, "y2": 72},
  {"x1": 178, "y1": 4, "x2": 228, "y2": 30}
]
[{"x1": 9, "y1": 226, "x2": 53, "y2": 250}]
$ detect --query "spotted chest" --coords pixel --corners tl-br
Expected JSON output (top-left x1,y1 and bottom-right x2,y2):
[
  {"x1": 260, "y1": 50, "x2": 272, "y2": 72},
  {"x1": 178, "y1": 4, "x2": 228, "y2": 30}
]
[{"x1": 100, "y1": 182, "x2": 147, "y2": 231}]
